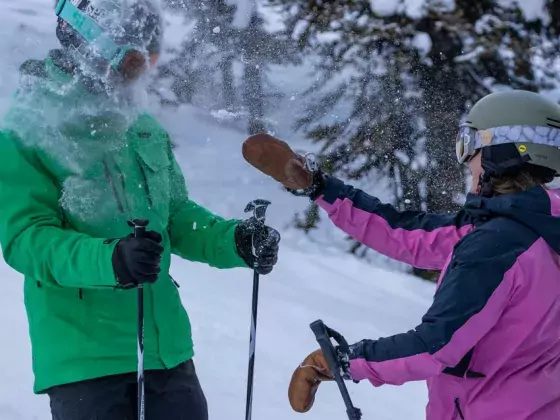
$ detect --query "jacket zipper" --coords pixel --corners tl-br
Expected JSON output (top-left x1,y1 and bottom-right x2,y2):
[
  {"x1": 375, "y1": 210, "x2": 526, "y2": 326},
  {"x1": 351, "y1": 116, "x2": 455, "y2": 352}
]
[
  {"x1": 454, "y1": 397, "x2": 465, "y2": 420},
  {"x1": 102, "y1": 160, "x2": 125, "y2": 213},
  {"x1": 170, "y1": 275, "x2": 180, "y2": 288},
  {"x1": 136, "y1": 157, "x2": 154, "y2": 207},
  {"x1": 117, "y1": 171, "x2": 131, "y2": 213}
]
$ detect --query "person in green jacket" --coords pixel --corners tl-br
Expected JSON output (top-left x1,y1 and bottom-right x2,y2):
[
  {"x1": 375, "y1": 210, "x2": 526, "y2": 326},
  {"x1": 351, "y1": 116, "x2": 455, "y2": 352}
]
[{"x1": 0, "y1": 1, "x2": 280, "y2": 419}]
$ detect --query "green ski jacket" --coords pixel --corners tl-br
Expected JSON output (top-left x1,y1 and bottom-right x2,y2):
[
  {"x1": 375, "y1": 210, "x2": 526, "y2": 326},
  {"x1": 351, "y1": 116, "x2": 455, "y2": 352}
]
[{"x1": 0, "y1": 51, "x2": 247, "y2": 393}]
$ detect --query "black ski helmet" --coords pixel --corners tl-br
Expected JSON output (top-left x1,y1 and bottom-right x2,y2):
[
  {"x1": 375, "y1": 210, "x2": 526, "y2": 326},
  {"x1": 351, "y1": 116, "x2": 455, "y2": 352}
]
[
  {"x1": 54, "y1": 0, "x2": 163, "y2": 80},
  {"x1": 455, "y1": 90, "x2": 560, "y2": 195}
]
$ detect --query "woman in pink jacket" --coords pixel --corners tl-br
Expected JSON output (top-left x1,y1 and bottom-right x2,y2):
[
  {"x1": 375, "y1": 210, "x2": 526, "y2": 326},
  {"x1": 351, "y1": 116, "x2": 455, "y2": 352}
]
[{"x1": 244, "y1": 89, "x2": 560, "y2": 419}]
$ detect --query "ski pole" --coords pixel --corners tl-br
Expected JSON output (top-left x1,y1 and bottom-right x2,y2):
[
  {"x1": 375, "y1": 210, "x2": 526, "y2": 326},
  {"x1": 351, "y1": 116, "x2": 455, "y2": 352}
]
[
  {"x1": 310, "y1": 320, "x2": 362, "y2": 420},
  {"x1": 130, "y1": 218, "x2": 149, "y2": 420},
  {"x1": 244, "y1": 199, "x2": 271, "y2": 420}
]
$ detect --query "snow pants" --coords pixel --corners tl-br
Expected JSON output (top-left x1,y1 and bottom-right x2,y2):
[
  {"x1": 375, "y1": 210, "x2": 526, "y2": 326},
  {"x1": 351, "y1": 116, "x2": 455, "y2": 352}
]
[{"x1": 46, "y1": 359, "x2": 208, "y2": 420}]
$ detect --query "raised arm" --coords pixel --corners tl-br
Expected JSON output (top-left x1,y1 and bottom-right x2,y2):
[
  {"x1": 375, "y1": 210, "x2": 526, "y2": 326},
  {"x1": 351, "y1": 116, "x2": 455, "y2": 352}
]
[
  {"x1": 167, "y1": 152, "x2": 247, "y2": 269},
  {"x1": 315, "y1": 176, "x2": 473, "y2": 270},
  {"x1": 240, "y1": 133, "x2": 473, "y2": 270}
]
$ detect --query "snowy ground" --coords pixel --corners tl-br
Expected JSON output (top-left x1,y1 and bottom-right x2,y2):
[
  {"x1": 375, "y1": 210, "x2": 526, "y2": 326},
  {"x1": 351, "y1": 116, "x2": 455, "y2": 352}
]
[
  {"x1": 0, "y1": 0, "x2": 433, "y2": 419},
  {"x1": 0, "y1": 231, "x2": 434, "y2": 420}
]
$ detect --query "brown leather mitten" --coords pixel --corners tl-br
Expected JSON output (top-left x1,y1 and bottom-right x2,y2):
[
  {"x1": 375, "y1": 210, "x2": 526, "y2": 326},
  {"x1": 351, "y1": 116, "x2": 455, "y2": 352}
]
[
  {"x1": 242, "y1": 133, "x2": 313, "y2": 191},
  {"x1": 288, "y1": 349, "x2": 334, "y2": 413}
]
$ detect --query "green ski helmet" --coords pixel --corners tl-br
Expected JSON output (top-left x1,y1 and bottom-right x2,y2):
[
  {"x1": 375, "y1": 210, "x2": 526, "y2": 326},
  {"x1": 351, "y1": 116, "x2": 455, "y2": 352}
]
[{"x1": 456, "y1": 89, "x2": 560, "y2": 195}]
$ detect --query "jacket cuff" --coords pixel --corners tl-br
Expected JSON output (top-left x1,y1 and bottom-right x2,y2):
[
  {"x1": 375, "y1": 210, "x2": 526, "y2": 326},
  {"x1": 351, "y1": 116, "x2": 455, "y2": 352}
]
[
  {"x1": 98, "y1": 238, "x2": 120, "y2": 287},
  {"x1": 312, "y1": 175, "x2": 346, "y2": 204},
  {"x1": 227, "y1": 222, "x2": 252, "y2": 268}
]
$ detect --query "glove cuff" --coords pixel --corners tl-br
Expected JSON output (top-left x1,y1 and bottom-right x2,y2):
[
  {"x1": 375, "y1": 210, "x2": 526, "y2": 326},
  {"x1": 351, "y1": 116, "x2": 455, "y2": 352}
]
[
  {"x1": 334, "y1": 345, "x2": 353, "y2": 381},
  {"x1": 234, "y1": 222, "x2": 255, "y2": 268},
  {"x1": 287, "y1": 170, "x2": 325, "y2": 199}
]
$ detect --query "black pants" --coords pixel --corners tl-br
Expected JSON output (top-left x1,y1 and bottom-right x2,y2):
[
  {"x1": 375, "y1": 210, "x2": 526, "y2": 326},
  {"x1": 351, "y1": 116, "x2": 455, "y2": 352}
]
[{"x1": 47, "y1": 359, "x2": 208, "y2": 420}]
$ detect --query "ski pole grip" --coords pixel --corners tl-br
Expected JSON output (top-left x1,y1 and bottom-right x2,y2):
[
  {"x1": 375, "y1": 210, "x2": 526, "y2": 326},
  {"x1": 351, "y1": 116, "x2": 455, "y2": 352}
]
[
  {"x1": 129, "y1": 219, "x2": 149, "y2": 291},
  {"x1": 310, "y1": 320, "x2": 340, "y2": 373},
  {"x1": 310, "y1": 320, "x2": 330, "y2": 344},
  {"x1": 131, "y1": 219, "x2": 149, "y2": 239},
  {"x1": 310, "y1": 320, "x2": 363, "y2": 420},
  {"x1": 244, "y1": 199, "x2": 272, "y2": 224}
]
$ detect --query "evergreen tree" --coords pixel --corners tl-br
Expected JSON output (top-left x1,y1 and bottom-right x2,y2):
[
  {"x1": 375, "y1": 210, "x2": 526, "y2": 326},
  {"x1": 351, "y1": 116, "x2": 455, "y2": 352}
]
[
  {"x1": 157, "y1": 0, "x2": 238, "y2": 109},
  {"x1": 157, "y1": 0, "x2": 299, "y2": 134},
  {"x1": 267, "y1": 0, "x2": 560, "y2": 276},
  {"x1": 236, "y1": 2, "x2": 298, "y2": 134}
]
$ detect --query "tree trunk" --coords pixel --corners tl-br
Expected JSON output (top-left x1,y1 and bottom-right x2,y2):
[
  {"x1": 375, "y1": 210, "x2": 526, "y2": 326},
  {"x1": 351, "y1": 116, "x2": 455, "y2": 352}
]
[
  {"x1": 220, "y1": 55, "x2": 236, "y2": 110},
  {"x1": 243, "y1": 61, "x2": 266, "y2": 134}
]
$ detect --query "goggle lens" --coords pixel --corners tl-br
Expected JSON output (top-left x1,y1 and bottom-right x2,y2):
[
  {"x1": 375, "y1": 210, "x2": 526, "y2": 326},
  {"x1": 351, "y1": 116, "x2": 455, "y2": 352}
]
[{"x1": 456, "y1": 126, "x2": 478, "y2": 164}]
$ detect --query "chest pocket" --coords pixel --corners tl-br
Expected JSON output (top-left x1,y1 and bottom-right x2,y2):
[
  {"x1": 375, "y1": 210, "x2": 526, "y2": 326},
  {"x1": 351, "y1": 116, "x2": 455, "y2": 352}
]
[{"x1": 135, "y1": 142, "x2": 171, "y2": 222}]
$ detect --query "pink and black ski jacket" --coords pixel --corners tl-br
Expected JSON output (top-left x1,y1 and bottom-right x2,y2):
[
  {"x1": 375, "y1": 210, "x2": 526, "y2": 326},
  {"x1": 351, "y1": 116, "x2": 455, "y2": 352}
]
[{"x1": 314, "y1": 176, "x2": 560, "y2": 420}]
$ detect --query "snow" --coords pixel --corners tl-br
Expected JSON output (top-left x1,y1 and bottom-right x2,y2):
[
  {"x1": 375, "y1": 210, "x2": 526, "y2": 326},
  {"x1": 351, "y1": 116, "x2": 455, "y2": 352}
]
[
  {"x1": 210, "y1": 109, "x2": 246, "y2": 121},
  {"x1": 411, "y1": 32, "x2": 432, "y2": 56},
  {"x1": 369, "y1": 0, "x2": 428, "y2": 19},
  {"x1": 0, "y1": 0, "x2": 432, "y2": 419},
  {"x1": 455, "y1": 46, "x2": 486, "y2": 64},
  {"x1": 227, "y1": 0, "x2": 255, "y2": 29},
  {"x1": 516, "y1": 0, "x2": 547, "y2": 21},
  {"x1": 370, "y1": 0, "x2": 402, "y2": 17},
  {"x1": 499, "y1": 0, "x2": 548, "y2": 22},
  {"x1": 402, "y1": 0, "x2": 427, "y2": 19}
]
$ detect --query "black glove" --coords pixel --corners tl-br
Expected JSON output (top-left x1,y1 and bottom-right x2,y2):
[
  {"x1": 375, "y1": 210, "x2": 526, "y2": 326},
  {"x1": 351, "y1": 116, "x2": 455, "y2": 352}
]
[
  {"x1": 235, "y1": 218, "x2": 281, "y2": 275},
  {"x1": 335, "y1": 344, "x2": 353, "y2": 381},
  {"x1": 112, "y1": 230, "x2": 164, "y2": 288}
]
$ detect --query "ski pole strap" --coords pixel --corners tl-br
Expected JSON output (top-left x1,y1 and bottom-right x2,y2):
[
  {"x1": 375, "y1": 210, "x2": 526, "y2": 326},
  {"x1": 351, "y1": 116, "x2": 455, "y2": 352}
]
[
  {"x1": 310, "y1": 320, "x2": 350, "y2": 381},
  {"x1": 310, "y1": 320, "x2": 362, "y2": 420},
  {"x1": 325, "y1": 325, "x2": 350, "y2": 354}
]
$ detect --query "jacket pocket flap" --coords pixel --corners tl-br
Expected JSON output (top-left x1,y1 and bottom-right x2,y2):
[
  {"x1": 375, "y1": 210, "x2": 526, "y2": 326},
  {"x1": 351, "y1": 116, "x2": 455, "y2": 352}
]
[{"x1": 136, "y1": 145, "x2": 171, "y2": 172}]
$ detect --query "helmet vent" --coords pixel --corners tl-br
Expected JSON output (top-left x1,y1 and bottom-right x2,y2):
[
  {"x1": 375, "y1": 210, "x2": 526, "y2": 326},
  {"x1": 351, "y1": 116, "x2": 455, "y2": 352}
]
[{"x1": 547, "y1": 118, "x2": 560, "y2": 129}]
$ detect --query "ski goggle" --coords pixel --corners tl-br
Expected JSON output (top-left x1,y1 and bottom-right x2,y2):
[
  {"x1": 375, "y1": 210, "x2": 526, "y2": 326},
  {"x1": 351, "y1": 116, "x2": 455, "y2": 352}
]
[
  {"x1": 456, "y1": 124, "x2": 560, "y2": 164},
  {"x1": 455, "y1": 125, "x2": 479, "y2": 164},
  {"x1": 55, "y1": 0, "x2": 161, "y2": 81}
]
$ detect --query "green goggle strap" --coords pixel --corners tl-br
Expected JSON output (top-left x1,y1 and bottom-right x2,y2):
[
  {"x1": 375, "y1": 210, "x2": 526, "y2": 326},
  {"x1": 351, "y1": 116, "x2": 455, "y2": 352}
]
[{"x1": 55, "y1": 0, "x2": 136, "y2": 71}]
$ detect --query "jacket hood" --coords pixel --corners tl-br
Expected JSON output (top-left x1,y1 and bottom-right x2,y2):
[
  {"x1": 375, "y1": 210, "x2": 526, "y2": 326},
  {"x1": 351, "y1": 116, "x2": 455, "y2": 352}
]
[{"x1": 464, "y1": 186, "x2": 560, "y2": 254}]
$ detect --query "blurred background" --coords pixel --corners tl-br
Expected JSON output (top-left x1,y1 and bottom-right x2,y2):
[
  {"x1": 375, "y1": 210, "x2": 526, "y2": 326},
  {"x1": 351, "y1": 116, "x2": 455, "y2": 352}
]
[{"x1": 153, "y1": 0, "x2": 560, "y2": 280}]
